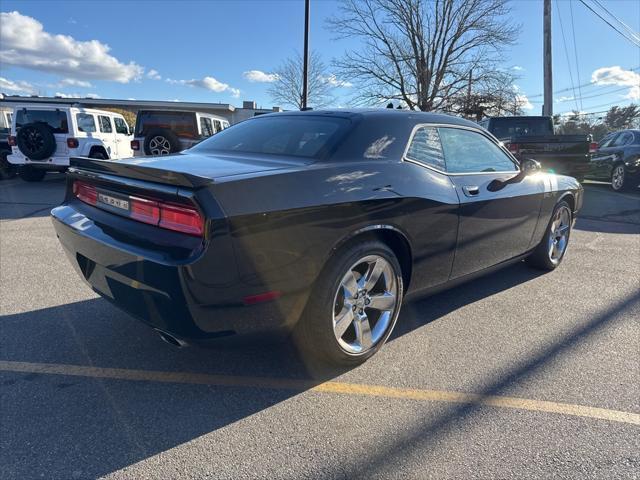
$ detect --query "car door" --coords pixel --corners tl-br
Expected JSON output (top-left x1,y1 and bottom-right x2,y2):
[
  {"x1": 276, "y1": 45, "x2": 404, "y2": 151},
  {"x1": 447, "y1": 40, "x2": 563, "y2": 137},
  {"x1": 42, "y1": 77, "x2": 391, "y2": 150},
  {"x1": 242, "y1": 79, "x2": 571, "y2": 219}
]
[
  {"x1": 113, "y1": 116, "x2": 133, "y2": 158},
  {"x1": 437, "y1": 126, "x2": 546, "y2": 279},
  {"x1": 591, "y1": 133, "x2": 619, "y2": 179},
  {"x1": 604, "y1": 132, "x2": 634, "y2": 178},
  {"x1": 97, "y1": 115, "x2": 117, "y2": 158}
]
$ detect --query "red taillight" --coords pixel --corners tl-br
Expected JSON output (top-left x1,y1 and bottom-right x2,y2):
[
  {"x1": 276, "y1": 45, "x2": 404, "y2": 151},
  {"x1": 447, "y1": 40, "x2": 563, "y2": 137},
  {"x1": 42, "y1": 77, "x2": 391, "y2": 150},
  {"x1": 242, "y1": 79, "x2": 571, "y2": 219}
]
[
  {"x1": 589, "y1": 142, "x2": 598, "y2": 154},
  {"x1": 67, "y1": 137, "x2": 79, "y2": 148},
  {"x1": 159, "y1": 203, "x2": 204, "y2": 236},
  {"x1": 73, "y1": 181, "x2": 97, "y2": 205},
  {"x1": 507, "y1": 143, "x2": 520, "y2": 154},
  {"x1": 130, "y1": 196, "x2": 160, "y2": 225},
  {"x1": 131, "y1": 140, "x2": 140, "y2": 150},
  {"x1": 8, "y1": 135, "x2": 16, "y2": 146},
  {"x1": 72, "y1": 180, "x2": 203, "y2": 236}
]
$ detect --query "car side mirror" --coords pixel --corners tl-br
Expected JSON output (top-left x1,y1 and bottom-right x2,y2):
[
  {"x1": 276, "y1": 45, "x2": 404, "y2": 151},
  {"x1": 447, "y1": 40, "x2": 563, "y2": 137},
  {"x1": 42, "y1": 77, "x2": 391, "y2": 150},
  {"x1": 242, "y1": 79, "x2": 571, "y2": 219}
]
[{"x1": 522, "y1": 159, "x2": 542, "y2": 175}]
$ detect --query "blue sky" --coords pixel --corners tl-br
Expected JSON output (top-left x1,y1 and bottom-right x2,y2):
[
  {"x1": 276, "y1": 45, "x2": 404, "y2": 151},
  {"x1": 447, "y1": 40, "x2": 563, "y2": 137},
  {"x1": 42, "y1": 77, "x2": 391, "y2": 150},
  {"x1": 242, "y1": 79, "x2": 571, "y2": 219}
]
[{"x1": 1, "y1": 0, "x2": 638, "y2": 116}]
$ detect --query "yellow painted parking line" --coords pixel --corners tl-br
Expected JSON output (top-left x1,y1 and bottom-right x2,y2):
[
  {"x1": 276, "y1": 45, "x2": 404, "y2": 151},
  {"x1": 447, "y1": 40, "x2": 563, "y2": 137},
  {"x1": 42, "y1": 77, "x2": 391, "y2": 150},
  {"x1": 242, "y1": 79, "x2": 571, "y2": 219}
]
[{"x1": 1, "y1": 360, "x2": 638, "y2": 426}]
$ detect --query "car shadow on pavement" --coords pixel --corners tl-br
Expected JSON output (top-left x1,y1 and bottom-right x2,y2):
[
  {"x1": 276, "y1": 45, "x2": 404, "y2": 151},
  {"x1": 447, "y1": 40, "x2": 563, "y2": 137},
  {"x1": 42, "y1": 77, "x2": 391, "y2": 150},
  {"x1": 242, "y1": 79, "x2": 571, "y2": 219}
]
[
  {"x1": 1, "y1": 262, "x2": 545, "y2": 479},
  {"x1": 0, "y1": 174, "x2": 66, "y2": 221},
  {"x1": 574, "y1": 184, "x2": 640, "y2": 234},
  {"x1": 331, "y1": 289, "x2": 640, "y2": 479}
]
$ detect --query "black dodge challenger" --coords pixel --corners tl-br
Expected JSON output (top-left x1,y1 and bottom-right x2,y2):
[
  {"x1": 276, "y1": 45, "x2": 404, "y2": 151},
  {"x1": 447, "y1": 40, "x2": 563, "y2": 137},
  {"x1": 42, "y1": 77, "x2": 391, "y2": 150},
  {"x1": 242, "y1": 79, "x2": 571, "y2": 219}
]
[{"x1": 52, "y1": 110, "x2": 583, "y2": 366}]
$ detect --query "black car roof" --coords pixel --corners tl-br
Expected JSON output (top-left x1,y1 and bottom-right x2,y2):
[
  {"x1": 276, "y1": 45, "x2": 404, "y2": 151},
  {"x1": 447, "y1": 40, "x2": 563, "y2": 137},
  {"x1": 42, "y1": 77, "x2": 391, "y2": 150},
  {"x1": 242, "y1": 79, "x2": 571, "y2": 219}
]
[{"x1": 257, "y1": 108, "x2": 480, "y2": 129}]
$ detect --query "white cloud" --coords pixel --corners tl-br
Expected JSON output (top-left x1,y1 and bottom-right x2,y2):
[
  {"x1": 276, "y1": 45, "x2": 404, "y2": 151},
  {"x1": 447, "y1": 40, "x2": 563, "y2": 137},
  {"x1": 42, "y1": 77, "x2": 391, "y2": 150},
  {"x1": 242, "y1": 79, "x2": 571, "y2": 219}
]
[
  {"x1": 147, "y1": 69, "x2": 161, "y2": 80},
  {"x1": 592, "y1": 66, "x2": 640, "y2": 100},
  {"x1": 60, "y1": 78, "x2": 92, "y2": 88},
  {"x1": 54, "y1": 92, "x2": 101, "y2": 99},
  {"x1": 516, "y1": 94, "x2": 534, "y2": 111},
  {"x1": 512, "y1": 66, "x2": 524, "y2": 71},
  {"x1": 0, "y1": 77, "x2": 37, "y2": 95},
  {"x1": 322, "y1": 74, "x2": 353, "y2": 88},
  {"x1": 625, "y1": 85, "x2": 640, "y2": 100},
  {"x1": 243, "y1": 70, "x2": 279, "y2": 83},
  {"x1": 0, "y1": 11, "x2": 143, "y2": 83},
  {"x1": 555, "y1": 95, "x2": 575, "y2": 103},
  {"x1": 167, "y1": 76, "x2": 240, "y2": 97}
]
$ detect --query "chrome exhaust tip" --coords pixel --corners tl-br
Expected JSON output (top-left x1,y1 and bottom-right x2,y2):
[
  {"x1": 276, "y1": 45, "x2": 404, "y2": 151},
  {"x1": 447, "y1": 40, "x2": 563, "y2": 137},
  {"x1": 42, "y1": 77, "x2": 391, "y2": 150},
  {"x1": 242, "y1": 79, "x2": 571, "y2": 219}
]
[{"x1": 155, "y1": 329, "x2": 186, "y2": 348}]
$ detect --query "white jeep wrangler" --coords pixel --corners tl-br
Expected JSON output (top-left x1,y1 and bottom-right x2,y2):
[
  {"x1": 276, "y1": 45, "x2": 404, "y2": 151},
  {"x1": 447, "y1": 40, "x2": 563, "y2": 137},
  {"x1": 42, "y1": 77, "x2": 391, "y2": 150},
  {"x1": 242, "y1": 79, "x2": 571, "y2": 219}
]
[{"x1": 8, "y1": 105, "x2": 133, "y2": 182}]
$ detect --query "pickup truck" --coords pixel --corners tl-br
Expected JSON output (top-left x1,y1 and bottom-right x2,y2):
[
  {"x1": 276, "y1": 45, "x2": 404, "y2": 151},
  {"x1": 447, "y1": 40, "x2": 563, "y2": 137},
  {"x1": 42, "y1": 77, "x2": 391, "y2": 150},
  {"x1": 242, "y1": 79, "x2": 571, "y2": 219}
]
[{"x1": 479, "y1": 116, "x2": 596, "y2": 181}]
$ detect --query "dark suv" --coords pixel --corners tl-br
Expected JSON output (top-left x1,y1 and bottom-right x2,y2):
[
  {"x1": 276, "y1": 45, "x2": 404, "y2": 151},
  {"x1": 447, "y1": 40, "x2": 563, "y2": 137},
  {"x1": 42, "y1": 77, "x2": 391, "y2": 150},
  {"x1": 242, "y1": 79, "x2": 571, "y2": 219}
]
[{"x1": 131, "y1": 110, "x2": 230, "y2": 156}]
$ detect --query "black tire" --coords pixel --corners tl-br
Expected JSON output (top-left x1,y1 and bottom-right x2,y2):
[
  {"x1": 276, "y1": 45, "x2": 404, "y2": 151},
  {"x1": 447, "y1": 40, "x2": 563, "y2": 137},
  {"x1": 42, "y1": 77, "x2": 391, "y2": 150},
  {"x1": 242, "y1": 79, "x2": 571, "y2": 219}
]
[
  {"x1": 143, "y1": 129, "x2": 180, "y2": 156},
  {"x1": 0, "y1": 150, "x2": 17, "y2": 180},
  {"x1": 526, "y1": 200, "x2": 572, "y2": 271},
  {"x1": 16, "y1": 123, "x2": 56, "y2": 160},
  {"x1": 293, "y1": 240, "x2": 404, "y2": 368},
  {"x1": 18, "y1": 166, "x2": 47, "y2": 182},
  {"x1": 89, "y1": 150, "x2": 107, "y2": 160},
  {"x1": 611, "y1": 163, "x2": 632, "y2": 192}
]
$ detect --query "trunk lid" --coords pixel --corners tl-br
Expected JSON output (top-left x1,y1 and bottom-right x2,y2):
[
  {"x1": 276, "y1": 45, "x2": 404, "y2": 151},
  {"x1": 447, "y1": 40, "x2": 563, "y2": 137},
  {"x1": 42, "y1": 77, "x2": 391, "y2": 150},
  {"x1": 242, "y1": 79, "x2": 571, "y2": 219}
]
[{"x1": 70, "y1": 152, "x2": 305, "y2": 188}]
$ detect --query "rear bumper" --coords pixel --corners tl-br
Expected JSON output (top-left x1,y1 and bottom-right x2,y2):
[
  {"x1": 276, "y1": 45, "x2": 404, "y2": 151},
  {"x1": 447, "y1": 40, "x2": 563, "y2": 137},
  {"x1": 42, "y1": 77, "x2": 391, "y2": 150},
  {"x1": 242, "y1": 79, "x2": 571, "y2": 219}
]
[
  {"x1": 8, "y1": 152, "x2": 69, "y2": 168},
  {"x1": 51, "y1": 203, "x2": 305, "y2": 343}
]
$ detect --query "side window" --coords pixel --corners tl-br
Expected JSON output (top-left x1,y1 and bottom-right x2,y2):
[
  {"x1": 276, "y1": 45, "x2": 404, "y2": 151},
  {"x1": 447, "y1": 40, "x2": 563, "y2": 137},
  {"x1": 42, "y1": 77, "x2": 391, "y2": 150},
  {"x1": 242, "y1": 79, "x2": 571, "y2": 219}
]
[
  {"x1": 222, "y1": 121, "x2": 229, "y2": 130},
  {"x1": 200, "y1": 117, "x2": 213, "y2": 137},
  {"x1": 98, "y1": 115, "x2": 113, "y2": 133},
  {"x1": 76, "y1": 113, "x2": 96, "y2": 133},
  {"x1": 6, "y1": 112, "x2": 12, "y2": 126},
  {"x1": 405, "y1": 126, "x2": 446, "y2": 171},
  {"x1": 213, "y1": 120, "x2": 222, "y2": 133},
  {"x1": 599, "y1": 133, "x2": 618, "y2": 148},
  {"x1": 439, "y1": 127, "x2": 517, "y2": 173},
  {"x1": 613, "y1": 132, "x2": 633, "y2": 147},
  {"x1": 113, "y1": 117, "x2": 129, "y2": 135}
]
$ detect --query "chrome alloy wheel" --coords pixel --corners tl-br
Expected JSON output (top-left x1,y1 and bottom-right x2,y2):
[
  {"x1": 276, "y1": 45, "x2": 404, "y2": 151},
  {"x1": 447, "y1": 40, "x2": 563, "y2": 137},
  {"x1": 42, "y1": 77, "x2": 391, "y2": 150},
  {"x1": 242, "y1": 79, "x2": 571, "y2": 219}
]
[
  {"x1": 149, "y1": 136, "x2": 171, "y2": 155},
  {"x1": 332, "y1": 255, "x2": 399, "y2": 355},
  {"x1": 548, "y1": 206, "x2": 571, "y2": 264},
  {"x1": 611, "y1": 165, "x2": 625, "y2": 191}
]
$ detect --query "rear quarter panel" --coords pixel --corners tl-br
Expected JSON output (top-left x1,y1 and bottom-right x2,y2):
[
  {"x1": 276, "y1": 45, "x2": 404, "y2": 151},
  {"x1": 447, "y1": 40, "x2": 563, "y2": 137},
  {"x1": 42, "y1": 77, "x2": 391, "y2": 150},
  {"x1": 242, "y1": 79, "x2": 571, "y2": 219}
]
[{"x1": 208, "y1": 160, "x2": 460, "y2": 297}]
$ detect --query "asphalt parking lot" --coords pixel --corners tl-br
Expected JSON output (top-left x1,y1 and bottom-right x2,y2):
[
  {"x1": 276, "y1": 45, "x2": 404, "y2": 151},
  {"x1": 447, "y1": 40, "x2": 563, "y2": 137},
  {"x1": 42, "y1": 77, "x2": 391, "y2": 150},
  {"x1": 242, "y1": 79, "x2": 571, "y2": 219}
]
[{"x1": 1, "y1": 174, "x2": 639, "y2": 479}]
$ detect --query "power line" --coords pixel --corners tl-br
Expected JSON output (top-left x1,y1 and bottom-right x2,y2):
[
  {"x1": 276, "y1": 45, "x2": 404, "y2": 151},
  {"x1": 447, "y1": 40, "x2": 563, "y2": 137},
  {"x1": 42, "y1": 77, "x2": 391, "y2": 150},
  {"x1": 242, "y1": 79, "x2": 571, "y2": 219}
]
[
  {"x1": 557, "y1": 98, "x2": 638, "y2": 115},
  {"x1": 568, "y1": 0, "x2": 583, "y2": 110},
  {"x1": 556, "y1": 1, "x2": 581, "y2": 111},
  {"x1": 591, "y1": 0, "x2": 640, "y2": 43},
  {"x1": 578, "y1": 0, "x2": 640, "y2": 47},
  {"x1": 526, "y1": 66, "x2": 640, "y2": 99}
]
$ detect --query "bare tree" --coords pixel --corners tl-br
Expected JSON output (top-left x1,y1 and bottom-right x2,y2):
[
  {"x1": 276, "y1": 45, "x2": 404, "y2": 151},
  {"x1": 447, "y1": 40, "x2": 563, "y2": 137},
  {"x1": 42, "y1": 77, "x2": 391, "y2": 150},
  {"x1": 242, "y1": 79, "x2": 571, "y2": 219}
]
[
  {"x1": 447, "y1": 70, "x2": 528, "y2": 119},
  {"x1": 328, "y1": 0, "x2": 518, "y2": 111},
  {"x1": 268, "y1": 51, "x2": 335, "y2": 109}
]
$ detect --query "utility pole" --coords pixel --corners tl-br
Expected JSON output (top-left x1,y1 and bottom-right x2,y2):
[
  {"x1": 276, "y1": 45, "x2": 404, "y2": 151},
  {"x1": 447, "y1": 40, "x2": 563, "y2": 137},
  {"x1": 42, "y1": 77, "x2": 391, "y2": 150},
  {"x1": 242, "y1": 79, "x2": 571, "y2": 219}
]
[
  {"x1": 465, "y1": 69, "x2": 473, "y2": 118},
  {"x1": 543, "y1": 0, "x2": 553, "y2": 116},
  {"x1": 301, "y1": 0, "x2": 310, "y2": 110}
]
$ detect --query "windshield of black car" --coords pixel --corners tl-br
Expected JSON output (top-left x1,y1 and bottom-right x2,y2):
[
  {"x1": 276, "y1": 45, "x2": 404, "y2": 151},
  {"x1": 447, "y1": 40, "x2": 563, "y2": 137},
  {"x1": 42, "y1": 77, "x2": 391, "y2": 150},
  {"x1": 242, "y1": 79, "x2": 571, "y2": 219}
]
[
  {"x1": 490, "y1": 117, "x2": 553, "y2": 138},
  {"x1": 15, "y1": 109, "x2": 69, "y2": 134},
  {"x1": 190, "y1": 116, "x2": 350, "y2": 159}
]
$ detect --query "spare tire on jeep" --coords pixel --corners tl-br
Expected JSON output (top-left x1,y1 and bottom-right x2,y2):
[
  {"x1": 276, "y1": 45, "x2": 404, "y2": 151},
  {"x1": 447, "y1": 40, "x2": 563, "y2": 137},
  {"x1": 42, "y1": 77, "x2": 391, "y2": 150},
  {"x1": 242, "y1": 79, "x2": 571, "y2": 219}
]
[
  {"x1": 143, "y1": 128, "x2": 180, "y2": 156},
  {"x1": 17, "y1": 123, "x2": 57, "y2": 160}
]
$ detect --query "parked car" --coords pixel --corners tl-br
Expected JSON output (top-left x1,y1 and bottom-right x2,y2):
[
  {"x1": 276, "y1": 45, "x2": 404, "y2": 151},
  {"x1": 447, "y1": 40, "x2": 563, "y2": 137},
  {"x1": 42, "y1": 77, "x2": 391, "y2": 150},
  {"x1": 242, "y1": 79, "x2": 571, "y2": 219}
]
[
  {"x1": 586, "y1": 129, "x2": 640, "y2": 191},
  {"x1": 7, "y1": 105, "x2": 133, "y2": 182},
  {"x1": 51, "y1": 110, "x2": 582, "y2": 367},
  {"x1": 479, "y1": 116, "x2": 595, "y2": 181},
  {"x1": 0, "y1": 106, "x2": 17, "y2": 179},
  {"x1": 131, "y1": 110, "x2": 230, "y2": 156}
]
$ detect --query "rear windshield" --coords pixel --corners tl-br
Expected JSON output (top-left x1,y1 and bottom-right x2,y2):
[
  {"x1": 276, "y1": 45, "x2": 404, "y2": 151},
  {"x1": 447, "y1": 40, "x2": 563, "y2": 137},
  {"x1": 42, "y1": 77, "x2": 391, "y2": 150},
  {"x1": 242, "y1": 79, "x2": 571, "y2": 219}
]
[
  {"x1": 135, "y1": 111, "x2": 197, "y2": 137},
  {"x1": 191, "y1": 115, "x2": 350, "y2": 159},
  {"x1": 15, "y1": 109, "x2": 69, "y2": 134},
  {"x1": 489, "y1": 117, "x2": 553, "y2": 138}
]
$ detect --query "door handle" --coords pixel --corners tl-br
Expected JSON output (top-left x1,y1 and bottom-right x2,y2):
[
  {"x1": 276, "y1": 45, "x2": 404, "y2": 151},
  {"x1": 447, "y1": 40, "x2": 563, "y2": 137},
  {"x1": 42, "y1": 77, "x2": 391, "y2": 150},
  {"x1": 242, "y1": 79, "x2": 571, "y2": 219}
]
[{"x1": 462, "y1": 185, "x2": 480, "y2": 197}]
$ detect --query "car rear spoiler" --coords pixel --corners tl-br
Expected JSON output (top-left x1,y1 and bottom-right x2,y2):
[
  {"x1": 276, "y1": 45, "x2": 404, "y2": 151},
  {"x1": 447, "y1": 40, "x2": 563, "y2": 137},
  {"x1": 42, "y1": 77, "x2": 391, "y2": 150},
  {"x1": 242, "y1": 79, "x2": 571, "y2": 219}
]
[{"x1": 69, "y1": 157, "x2": 213, "y2": 188}]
